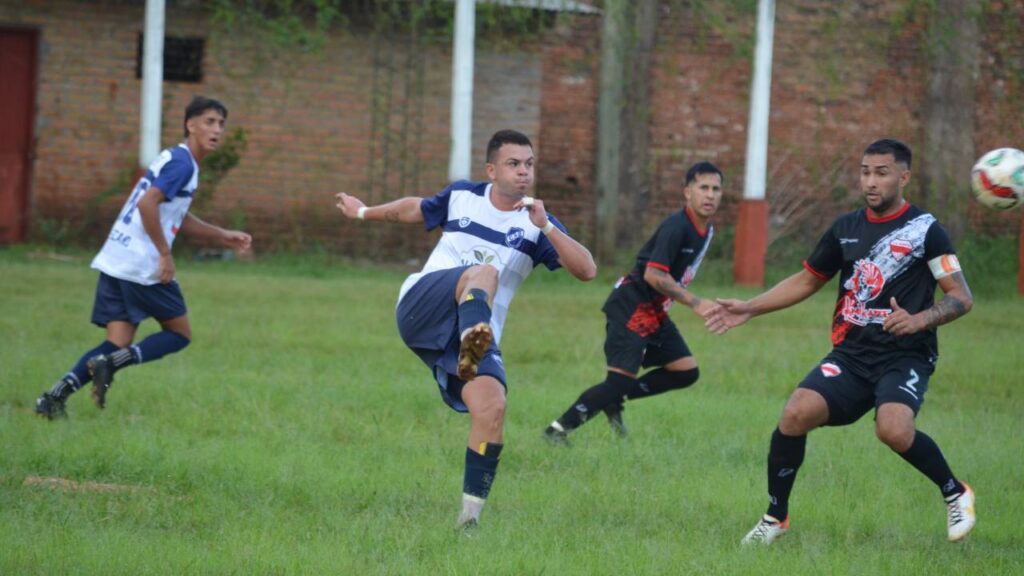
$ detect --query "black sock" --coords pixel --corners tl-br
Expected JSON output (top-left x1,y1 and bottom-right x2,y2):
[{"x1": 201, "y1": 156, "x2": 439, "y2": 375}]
[
  {"x1": 898, "y1": 431, "x2": 964, "y2": 498},
  {"x1": 463, "y1": 442, "x2": 503, "y2": 499},
  {"x1": 556, "y1": 371, "x2": 634, "y2": 431},
  {"x1": 626, "y1": 367, "x2": 700, "y2": 400},
  {"x1": 766, "y1": 427, "x2": 806, "y2": 520},
  {"x1": 457, "y1": 288, "x2": 491, "y2": 336}
]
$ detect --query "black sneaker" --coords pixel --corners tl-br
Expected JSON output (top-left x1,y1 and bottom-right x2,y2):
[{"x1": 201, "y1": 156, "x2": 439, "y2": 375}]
[
  {"x1": 543, "y1": 425, "x2": 570, "y2": 446},
  {"x1": 35, "y1": 392, "x2": 68, "y2": 420},
  {"x1": 87, "y1": 354, "x2": 114, "y2": 409},
  {"x1": 604, "y1": 402, "x2": 628, "y2": 438}
]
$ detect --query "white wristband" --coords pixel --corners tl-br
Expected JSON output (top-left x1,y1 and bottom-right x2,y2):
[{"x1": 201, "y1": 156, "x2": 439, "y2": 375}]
[
  {"x1": 540, "y1": 220, "x2": 555, "y2": 235},
  {"x1": 356, "y1": 206, "x2": 367, "y2": 220}
]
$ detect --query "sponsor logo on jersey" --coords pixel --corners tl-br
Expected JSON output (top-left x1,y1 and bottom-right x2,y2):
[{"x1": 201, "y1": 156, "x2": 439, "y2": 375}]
[
  {"x1": 850, "y1": 260, "x2": 885, "y2": 303},
  {"x1": 505, "y1": 227, "x2": 525, "y2": 249},
  {"x1": 839, "y1": 237, "x2": 859, "y2": 244},
  {"x1": 459, "y1": 216, "x2": 471, "y2": 228},
  {"x1": 820, "y1": 362, "x2": 841, "y2": 377},
  {"x1": 681, "y1": 248, "x2": 695, "y2": 253},
  {"x1": 461, "y1": 246, "x2": 501, "y2": 266},
  {"x1": 890, "y1": 238, "x2": 912, "y2": 259}
]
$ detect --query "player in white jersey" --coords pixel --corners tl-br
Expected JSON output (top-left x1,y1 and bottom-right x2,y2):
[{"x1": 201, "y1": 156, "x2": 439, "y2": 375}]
[
  {"x1": 336, "y1": 130, "x2": 596, "y2": 529},
  {"x1": 35, "y1": 97, "x2": 251, "y2": 419}
]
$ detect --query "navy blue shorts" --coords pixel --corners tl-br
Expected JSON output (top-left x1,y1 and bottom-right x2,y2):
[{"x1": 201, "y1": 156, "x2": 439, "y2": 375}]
[
  {"x1": 91, "y1": 272, "x2": 187, "y2": 327},
  {"x1": 396, "y1": 266, "x2": 507, "y2": 413},
  {"x1": 798, "y1": 353, "x2": 935, "y2": 426}
]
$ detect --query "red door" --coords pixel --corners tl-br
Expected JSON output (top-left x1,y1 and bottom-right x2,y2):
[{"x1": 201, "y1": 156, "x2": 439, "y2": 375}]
[{"x1": 0, "y1": 29, "x2": 37, "y2": 244}]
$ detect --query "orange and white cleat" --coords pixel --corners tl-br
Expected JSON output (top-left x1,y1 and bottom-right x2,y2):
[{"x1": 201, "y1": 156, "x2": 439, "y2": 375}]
[
  {"x1": 946, "y1": 483, "x2": 976, "y2": 542},
  {"x1": 741, "y1": 514, "x2": 790, "y2": 545}
]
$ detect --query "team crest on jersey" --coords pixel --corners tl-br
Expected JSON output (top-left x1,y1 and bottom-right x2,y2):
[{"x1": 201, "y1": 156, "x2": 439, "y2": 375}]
[
  {"x1": 505, "y1": 227, "x2": 525, "y2": 249},
  {"x1": 461, "y1": 246, "x2": 501, "y2": 266},
  {"x1": 889, "y1": 238, "x2": 912, "y2": 260},
  {"x1": 459, "y1": 217, "x2": 472, "y2": 228},
  {"x1": 820, "y1": 362, "x2": 842, "y2": 377}
]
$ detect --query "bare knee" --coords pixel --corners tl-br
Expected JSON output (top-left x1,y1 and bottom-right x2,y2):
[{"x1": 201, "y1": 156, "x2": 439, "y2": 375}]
[
  {"x1": 471, "y1": 394, "x2": 506, "y2": 432},
  {"x1": 778, "y1": 390, "x2": 828, "y2": 436},
  {"x1": 876, "y1": 421, "x2": 915, "y2": 452}
]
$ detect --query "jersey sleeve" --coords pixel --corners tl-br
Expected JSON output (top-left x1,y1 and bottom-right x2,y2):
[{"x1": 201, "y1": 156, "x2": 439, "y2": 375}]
[
  {"x1": 150, "y1": 148, "x2": 195, "y2": 200},
  {"x1": 533, "y1": 215, "x2": 568, "y2": 271},
  {"x1": 419, "y1": 182, "x2": 458, "y2": 231},
  {"x1": 923, "y1": 220, "x2": 956, "y2": 260},
  {"x1": 645, "y1": 217, "x2": 686, "y2": 273},
  {"x1": 803, "y1": 223, "x2": 843, "y2": 279}
]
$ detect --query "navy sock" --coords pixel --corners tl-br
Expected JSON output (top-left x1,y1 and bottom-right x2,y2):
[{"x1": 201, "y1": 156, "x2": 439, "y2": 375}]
[
  {"x1": 898, "y1": 431, "x2": 964, "y2": 498},
  {"x1": 626, "y1": 367, "x2": 700, "y2": 400},
  {"x1": 464, "y1": 443, "x2": 503, "y2": 499},
  {"x1": 766, "y1": 427, "x2": 806, "y2": 520},
  {"x1": 53, "y1": 341, "x2": 119, "y2": 397},
  {"x1": 457, "y1": 288, "x2": 492, "y2": 337},
  {"x1": 131, "y1": 331, "x2": 191, "y2": 367},
  {"x1": 556, "y1": 371, "x2": 634, "y2": 431}
]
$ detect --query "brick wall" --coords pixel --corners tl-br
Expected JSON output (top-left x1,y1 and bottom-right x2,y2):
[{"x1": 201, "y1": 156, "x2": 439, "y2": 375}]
[{"x1": 1, "y1": 0, "x2": 1021, "y2": 260}]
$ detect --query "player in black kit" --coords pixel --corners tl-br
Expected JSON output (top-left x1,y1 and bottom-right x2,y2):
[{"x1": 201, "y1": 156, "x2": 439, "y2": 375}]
[
  {"x1": 707, "y1": 139, "x2": 976, "y2": 545},
  {"x1": 543, "y1": 162, "x2": 724, "y2": 443}
]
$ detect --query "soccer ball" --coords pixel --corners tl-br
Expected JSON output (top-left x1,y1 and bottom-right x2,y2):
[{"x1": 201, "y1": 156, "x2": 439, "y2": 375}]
[{"x1": 971, "y1": 148, "x2": 1024, "y2": 210}]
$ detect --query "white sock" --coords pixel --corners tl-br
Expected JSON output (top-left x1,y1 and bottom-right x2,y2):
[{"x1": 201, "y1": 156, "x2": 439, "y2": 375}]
[
  {"x1": 549, "y1": 421, "x2": 565, "y2": 432},
  {"x1": 458, "y1": 493, "x2": 486, "y2": 524}
]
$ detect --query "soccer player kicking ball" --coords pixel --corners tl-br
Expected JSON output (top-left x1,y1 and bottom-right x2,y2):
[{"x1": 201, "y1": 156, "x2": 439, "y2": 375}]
[
  {"x1": 336, "y1": 130, "x2": 596, "y2": 529},
  {"x1": 35, "y1": 96, "x2": 252, "y2": 419},
  {"x1": 543, "y1": 162, "x2": 724, "y2": 443},
  {"x1": 706, "y1": 139, "x2": 976, "y2": 544}
]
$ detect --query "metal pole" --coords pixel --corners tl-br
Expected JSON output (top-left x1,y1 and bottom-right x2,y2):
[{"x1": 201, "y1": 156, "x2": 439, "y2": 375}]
[
  {"x1": 448, "y1": 0, "x2": 475, "y2": 181},
  {"x1": 743, "y1": 0, "x2": 774, "y2": 202},
  {"x1": 139, "y1": 0, "x2": 165, "y2": 167}
]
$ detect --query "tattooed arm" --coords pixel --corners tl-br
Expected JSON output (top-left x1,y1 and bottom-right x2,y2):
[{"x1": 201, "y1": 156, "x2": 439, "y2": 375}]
[
  {"x1": 643, "y1": 266, "x2": 716, "y2": 317},
  {"x1": 335, "y1": 193, "x2": 424, "y2": 224},
  {"x1": 883, "y1": 271, "x2": 973, "y2": 336}
]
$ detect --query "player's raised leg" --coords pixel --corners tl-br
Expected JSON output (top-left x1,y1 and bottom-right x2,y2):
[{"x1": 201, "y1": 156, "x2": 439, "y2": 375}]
[
  {"x1": 89, "y1": 316, "x2": 190, "y2": 409},
  {"x1": 456, "y1": 375, "x2": 506, "y2": 529},
  {"x1": 454, "y1": 265, "x2": 498, "y2": 381},
  {"x1": 876, "y1": 402, "x2": 975, "y2": 541}
]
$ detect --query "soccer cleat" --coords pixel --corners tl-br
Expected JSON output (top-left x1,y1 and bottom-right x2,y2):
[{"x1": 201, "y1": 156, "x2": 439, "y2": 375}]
[
  {"x1": 87, "y1": 354, "x2": 115, "y2": 409},
  {"x1": 946, "y1": 483, "x2": 976, "y2": 542},
  {"x1": 604, "y1": 402, "x2": 628, "y2": 437},
  {"x1": 35, "y1": 392, "x2": 68, "y2": 420},
  {"x1": 457, "y1": 322, "x2": 492, "y2": 381},
  {"x1": 741, "y1": 514, "x2": 790, "y2": 545},
  {"x1": 543, "y1": 425, "x2": 570, "y2": 446}
]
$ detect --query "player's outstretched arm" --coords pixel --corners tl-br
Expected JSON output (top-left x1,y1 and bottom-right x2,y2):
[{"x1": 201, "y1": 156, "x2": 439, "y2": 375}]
[
  {"x1": 335, "y1": 192, "x2": 424, "y2": 224},
  {"x1": 180, "y1": 213, "x2": 253, "y2": 253},
  {"x1": 883, "y1": 271, "x2": 972, "y2": 336},
  {"x1": 706, "y1": 268, "x2": 827, "y2": 334},
  {"x1": 515, "y1": 196, "x2": 596, "y2": 281},
  {"x1": 642, "y1": 266, "x2": 718, "y2": 319}
]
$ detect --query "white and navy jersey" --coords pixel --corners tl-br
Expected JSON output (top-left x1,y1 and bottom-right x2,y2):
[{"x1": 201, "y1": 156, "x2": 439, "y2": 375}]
[
  {"x1": 397, "y1": 180, "x2": 566, "y2": 344},
  {"x1": 804, "y1": 203, "x2": 956, "y2": 359},
  {"x1": 614, "y1": 207, "x2": 713, "y2": 310},
  {"x1": 91, "y1": 144, "x2": 199, "y2": 285}
]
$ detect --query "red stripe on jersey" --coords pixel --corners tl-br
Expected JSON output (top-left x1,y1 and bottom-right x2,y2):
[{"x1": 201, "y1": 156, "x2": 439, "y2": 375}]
[
  {"x1": 802, "y1": 260, "x2": 829, "y2": 280},
  {"x1": 684, "y1": 206, "x2": 708, "y2": 237},
  {"x1": 866, "y1": 201, "x2": 911, "y2": 223},
  {"x1": 647, "y1": 262, "x2": 670, "y2": 273}
]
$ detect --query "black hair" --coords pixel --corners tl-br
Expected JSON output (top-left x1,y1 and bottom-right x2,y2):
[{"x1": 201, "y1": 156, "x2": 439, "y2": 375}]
[
  {"x1": 685, "y1": 161, "x2": 723, "y2": 186},
  {"x1": 184, "y1": 96, "x2": 228, "y2": 138},
  {"x1": 864, "y1": 138, "x2": 912, "y2": 168},
  {"x1": 486, "y1": 130, "x2": 533, "y2": 162}
]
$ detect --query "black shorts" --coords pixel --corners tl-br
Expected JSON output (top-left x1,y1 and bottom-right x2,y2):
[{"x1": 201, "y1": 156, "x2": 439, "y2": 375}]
[
  {"x1": 798, "y1": 353, "x2": 935, "y2": 426},
  {"x1": 601, "y1": 287, "x2": 691, "y2": 374}
]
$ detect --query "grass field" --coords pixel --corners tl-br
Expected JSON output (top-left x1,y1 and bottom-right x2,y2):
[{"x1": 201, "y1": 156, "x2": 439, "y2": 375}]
[{"x1": 2, "y1": 247, "x2": 1022, "y2": 575}]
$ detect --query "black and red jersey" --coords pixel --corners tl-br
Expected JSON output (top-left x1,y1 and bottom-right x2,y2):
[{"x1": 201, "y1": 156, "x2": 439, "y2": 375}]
[
  {"x1": 616, "y1": 206, "x2": 713, "y2": 308},
  {"x1": 804, "y1": 203, "x2": 956, "y2": 360}
]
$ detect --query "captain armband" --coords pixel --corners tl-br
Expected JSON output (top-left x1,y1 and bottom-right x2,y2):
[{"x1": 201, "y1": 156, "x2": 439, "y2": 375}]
[{"x1": 927, "y1": 254, "x2": 961, "y2": 279}]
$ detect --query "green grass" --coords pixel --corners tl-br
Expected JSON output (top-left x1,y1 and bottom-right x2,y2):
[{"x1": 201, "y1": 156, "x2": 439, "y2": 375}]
[{"x1": 1, "y1": 247, "x2": 1022, "y2": 575}]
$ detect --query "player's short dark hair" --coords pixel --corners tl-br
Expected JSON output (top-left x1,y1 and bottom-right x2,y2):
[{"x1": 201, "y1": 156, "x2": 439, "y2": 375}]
[
  {"x1": 685, "y1": 161, "x2": 723, "y2": 186},
  {"x1": 486, "y1": 130, "x2": 533, "y2": 163},
  {"x1": 864, "y1": 138, "x2": 912, "y2": 168},
  {"x1": 184, "y1": 96, "x2": 228, "y2": 138}
]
